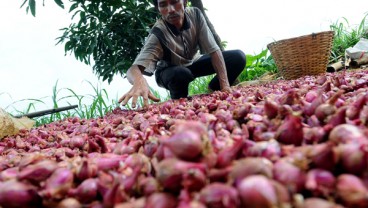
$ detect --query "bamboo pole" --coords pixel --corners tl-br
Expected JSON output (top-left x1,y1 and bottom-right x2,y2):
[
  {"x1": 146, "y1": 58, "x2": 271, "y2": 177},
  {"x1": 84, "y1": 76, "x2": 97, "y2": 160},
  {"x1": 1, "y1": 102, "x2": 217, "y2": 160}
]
[{"x1": 327, "y1": 61, "x2": 344, "y2": 72}]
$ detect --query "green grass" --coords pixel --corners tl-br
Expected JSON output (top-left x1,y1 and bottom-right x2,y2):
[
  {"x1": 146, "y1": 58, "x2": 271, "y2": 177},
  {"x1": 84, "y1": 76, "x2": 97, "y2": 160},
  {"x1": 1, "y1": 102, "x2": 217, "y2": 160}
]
[
  {"x1": 189, "y1": 74, "x2": 214, "y2": 95},
  {"x1": 237, "y1": 49, "x2": 277, "y2": 82},
  {"x1": 329, "y1": 14, "x2": 368, "y2": 63},
  {"x1": 3, "y1": 80, "x2": 121, "y2": 126}
]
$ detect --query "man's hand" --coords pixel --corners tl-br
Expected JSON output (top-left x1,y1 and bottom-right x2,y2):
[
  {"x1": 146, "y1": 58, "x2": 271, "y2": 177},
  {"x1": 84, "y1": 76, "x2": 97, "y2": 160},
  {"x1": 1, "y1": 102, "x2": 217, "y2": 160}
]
[
  {"x1": 118, "y1": 78, "x2": 160, "y2": 108},
  {"x1": 221, "y1": 85, "x2": 232, "y2": 93},
  {"x1": 118, "y1": 65, "x2": 160, "y2": 108}
]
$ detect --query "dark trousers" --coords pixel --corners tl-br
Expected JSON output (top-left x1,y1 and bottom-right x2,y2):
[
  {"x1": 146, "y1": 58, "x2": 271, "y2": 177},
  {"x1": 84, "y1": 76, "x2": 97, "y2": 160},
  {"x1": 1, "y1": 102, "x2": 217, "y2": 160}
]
[{"x1": 155, "y1": 49, "x2": 246, "y2": 99}]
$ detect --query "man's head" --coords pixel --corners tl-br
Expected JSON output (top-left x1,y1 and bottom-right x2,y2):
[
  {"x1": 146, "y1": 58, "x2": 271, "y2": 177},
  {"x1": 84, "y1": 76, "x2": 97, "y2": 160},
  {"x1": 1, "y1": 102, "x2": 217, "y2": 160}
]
[
  {"x1": 153, "y1": 0, "x2": 187, "y2": 9},
  {"x1": 153, "y1": 0, "x2": 187, "y2": 30}
]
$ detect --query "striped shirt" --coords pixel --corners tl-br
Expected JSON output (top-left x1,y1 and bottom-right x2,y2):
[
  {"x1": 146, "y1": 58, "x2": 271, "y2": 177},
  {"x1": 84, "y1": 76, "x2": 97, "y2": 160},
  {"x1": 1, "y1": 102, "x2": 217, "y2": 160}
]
[{"x1": 133, "y1": 7, "x2": 220, "y2": 76}]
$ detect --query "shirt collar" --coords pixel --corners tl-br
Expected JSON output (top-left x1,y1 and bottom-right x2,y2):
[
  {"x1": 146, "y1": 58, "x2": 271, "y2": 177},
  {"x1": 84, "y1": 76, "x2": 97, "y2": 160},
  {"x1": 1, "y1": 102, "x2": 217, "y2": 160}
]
[{"x1": 164, "y1": 11, "x2": 191, "y2": 36}]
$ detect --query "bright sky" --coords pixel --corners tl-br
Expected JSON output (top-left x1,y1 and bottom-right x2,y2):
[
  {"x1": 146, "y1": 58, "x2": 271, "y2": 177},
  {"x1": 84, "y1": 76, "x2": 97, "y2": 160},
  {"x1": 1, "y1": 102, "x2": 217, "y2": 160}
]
[{"x1": 0, "y1": 0, "x2": 367, "y2": 113}]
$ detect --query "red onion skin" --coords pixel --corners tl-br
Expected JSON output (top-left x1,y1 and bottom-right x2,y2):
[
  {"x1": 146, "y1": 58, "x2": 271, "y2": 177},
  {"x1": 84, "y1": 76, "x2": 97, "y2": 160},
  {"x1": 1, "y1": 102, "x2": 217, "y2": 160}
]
[
  {"x1": 41, "y1": 168, "x2": 74, "y2": 199},
  {"x1": 309, "y1": 142, "x2": 337, "y2": 171},
  {"x1": 304, "y1": 93, "x2": 325, "y2": 117},
  {"x1": 232, "y1": 104, "x2": 251, "y2": 122},
  {"x1": 156, "y1": 158, "x2": 207, "y2": 193},
  {"x1": 346, "y1": 93, "x2": 367, "y2": 120},
  {"x1": 273, "y1": 159, "x2": 306, "y2": 194},
  {"x1": 237, "y1": 175, "x2": 278, "y2": 208},
  {"x1": 319, "y1": 80, "x2": 331, "y2": 91},
  {"x1": 335, "y1": 143, "x2": 367, "y2": 175},
  {"x1": 145, "y1": 193, "x2": 177, "y2": 208},
  {"x1": 242, "y1": 139, "x2": 281, "y2": 162},
  {"x1": 138, "y1": 176, "x2": 160, "y2": 196},
  {"x1": 90, "y1": 155, "x2": 124, "y2": 171},
  {"x1": 96, "y1": 171, "x2": 114, "y2": 198},
  {"x1": 199, "y1": 183, "x2": 240, "y2": 208},
  {"x1": 216, "y1": 135, "x2": 243, "y2": 168},
  {"x1": 124, "y1": 153, "x2": 152, "y2": 175},
  {"x1": 18, "y1": 152, "x2": 45, "y2": 170},
  {"x1": 76, "y1": 159, "x2": 98, "y2": 181},
  {"x1": 119, "y1": 167, "x2": 142, "y2": 194},
  {"x1": 0, "y1": 179, "x2": 42, "y2": 208},
  {"x1": 17, "y1": 160, "x2": 58, "y2": 183},
  {"x1": 208, "y1": 167, "x2": 231, "y2": 183},
  {"x1": 303, "y1": 127, "x2": 326, "y2": 144},
  {"x1": 182, "y1": 168, "x2": 207, "y2": 192},
  {"x1": 88, "y1": 138, "x2": 102, "y2": 153},
  {"x1": 302, "y1": 198, "x2": 344, "y2": 208},
  {"x1": 142, "y1": 139, "x2": 159, "y2": 158},
  {"x1": 56, "y1": 198, "x2": 82, "y2": 208},
  {"x1": 305, "y1": 169, "x2": 336, "y2": 197},
  {"x1": 69, "y1": 135, "x2": 87, "y2": 149},
  {"x1": 337, "y1": 174, "x2": 368, "y2": 208},
  {"x1": 270, "y1": 180, "x2": 291, "y2": 207},
  {"x1": 198, "y1": 149, "x2": 218, "y2": 169},
  {"x1": 275, "y1": 113, "x2": 304, "y2": 146},
  {"x1": 264, "y1": 99, "x2": 279, "y2": 119},
  {"x1": 305, "y1": 90, "x2": 318, "y2": 103},
  {"x1": 278, "y1": 89, "x2": 300, "y2": 106},
  {"x1": 103, "y1": 183, "x2": 129, "y2": 208},
  {"x1": 173, "y1": 120, "x2": 208, "y2": 136},
  {"x1": 226, "y1": 119, "x2": 240, "y2": 132},
  {"x1": 3, "y1": 70, "x2": 368, "y2": 207},
  {"x1": 68, "y1": 178, "x2": 98, "y2": 204},
  {"x1": 306, "y1": 115, "x2": 321, "y2": 128},
  {"x1": 88, "y1": 127, "x2": 102, "y2": 137},
  {"x1": 360, "y1": 106, "x2": 368, "y2": 126},
  {"x1": 131, "y1": 114, "x2": 146, "y2": 130},
  {"x1": 114, "y1": 197, "x2": 146, "y2": 208},
  {"x1": 161, "y1": 130, "x2": 204, "y2": 161},
  {"x1": 329, "y1": 124, "x2": 368, "y2": 144},
  {"x1": 326, "y1": 106, "x2": 347, "y2": 127},
  {"x1": 177, "y1": 200, "x2": 207, "y2": 208},
  {"x1": 0, "y1": 167, "x2": 19, "y2": 181},
  {"x1": 315, "y1": 103, "x2": 336, "y2": 122},
  {"x1": 229, "y1": 157, "x2": 273, "y2": 186},
  {"x1": 314, "y1": 90, "x2": 343, "y2": 122}
]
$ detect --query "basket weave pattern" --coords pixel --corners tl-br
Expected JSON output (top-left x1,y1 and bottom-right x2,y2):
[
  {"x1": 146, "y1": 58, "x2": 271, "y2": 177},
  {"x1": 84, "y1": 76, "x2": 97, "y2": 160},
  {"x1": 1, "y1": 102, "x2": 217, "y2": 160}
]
[{"x1": 267, "y1": 31, "x2": 334, "y2": 80}]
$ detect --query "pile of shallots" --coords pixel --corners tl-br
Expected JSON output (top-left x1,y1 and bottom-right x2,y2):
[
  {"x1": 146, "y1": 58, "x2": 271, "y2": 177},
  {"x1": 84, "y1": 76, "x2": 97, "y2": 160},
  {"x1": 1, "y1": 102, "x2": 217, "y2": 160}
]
[{"x1": 1, "y1": 69, "x2": 368, "y2": 208}]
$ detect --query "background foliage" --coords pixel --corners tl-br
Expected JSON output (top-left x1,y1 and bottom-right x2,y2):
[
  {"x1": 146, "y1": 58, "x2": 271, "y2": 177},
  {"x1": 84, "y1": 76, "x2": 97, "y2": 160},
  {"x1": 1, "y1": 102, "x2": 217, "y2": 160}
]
[
  {"x1": 20, "y1": 0, "x2": 220, "y2": 83},
  {"x1": 22, "y1": 0, "x2": 158, "y2": 83},
  {"x1": 58, "y1": 0, "x2": 158, "y2": 83},
  {"x1": 329, "y1": 14, "x2": 368, "y2": 63}
]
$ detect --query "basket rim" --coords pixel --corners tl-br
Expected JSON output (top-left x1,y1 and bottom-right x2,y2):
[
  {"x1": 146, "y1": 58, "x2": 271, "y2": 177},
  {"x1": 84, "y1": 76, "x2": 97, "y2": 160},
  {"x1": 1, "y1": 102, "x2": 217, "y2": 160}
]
[{"x1": 267, "y1": 30, "x2": 334, "y2": 49}]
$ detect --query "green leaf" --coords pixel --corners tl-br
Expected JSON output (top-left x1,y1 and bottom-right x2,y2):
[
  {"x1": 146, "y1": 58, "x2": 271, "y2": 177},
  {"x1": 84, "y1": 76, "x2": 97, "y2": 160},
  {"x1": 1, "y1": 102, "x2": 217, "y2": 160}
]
[
  {"x1": 20, "y1": 0, "x2": 28, "y2": 8},
  {"x1": 69, "y1": 2, "x2": 79, "y2": 13},
  {"x1": 29, "y1": 0, "x2": 36, "y2": 16},
  {"x1": 54, "y1": 0, "x2": 64, "y2": 9},
  {"x1": 65, "y1": 41, "x2": 72, "y2": 52}
]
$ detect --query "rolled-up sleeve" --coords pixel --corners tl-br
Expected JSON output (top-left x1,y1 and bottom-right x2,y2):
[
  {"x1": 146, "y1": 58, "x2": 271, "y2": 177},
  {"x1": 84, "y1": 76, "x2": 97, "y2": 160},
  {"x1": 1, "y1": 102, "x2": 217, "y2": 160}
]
[{"x1": 133, "y1": 34, "x2": 163, "y2": 74}]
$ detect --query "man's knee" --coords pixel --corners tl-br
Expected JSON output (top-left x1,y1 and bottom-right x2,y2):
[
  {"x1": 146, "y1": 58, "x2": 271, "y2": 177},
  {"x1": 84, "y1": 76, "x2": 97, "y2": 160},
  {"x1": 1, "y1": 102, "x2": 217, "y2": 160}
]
[
  {"x1": 169, "y1": 66, "x2": 194, "y2": 85},
  {"x1": 232, "y1": 49, "x2": 246, "y2": 70}
]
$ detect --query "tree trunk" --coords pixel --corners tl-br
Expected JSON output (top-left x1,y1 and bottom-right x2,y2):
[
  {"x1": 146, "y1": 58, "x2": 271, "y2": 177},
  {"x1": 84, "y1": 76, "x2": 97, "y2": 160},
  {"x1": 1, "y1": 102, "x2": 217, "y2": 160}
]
[{"x1": 190, "y1": 0, "x2": 224, "y2": 51}]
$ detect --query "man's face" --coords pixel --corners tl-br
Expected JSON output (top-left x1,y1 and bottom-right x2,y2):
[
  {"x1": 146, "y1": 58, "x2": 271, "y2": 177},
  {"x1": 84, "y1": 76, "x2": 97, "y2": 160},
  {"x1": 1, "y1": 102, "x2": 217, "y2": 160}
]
[{"x1": 157, "y1": 0, "x2": 185, "y2": 30}]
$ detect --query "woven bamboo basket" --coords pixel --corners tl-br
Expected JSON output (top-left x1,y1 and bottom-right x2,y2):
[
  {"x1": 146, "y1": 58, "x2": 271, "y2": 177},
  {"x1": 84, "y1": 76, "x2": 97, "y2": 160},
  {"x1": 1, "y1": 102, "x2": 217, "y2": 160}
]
[{"x1": 267, "y1": 31, "x2": 334, "y2": 80}]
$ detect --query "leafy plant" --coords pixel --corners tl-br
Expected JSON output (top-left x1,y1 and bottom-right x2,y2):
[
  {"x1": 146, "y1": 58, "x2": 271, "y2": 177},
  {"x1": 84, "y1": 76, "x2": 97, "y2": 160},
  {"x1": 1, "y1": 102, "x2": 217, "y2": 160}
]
[
  {"x1": 329, "y1": 14, "x2": 368, "y2": 63},
  {"x1": 188, "y1": 74, "x2": 214, "y2": 95},
  {"x1": 237, "y1": 49, "x2": 277, "y2": 82},
  {"x1": 56, "y1": 0, "x2": 158, "y2": 83}
]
